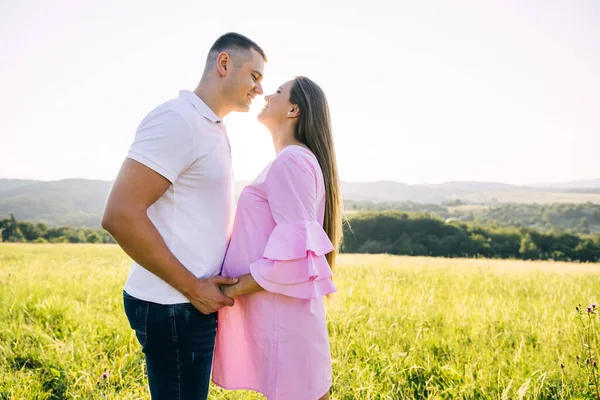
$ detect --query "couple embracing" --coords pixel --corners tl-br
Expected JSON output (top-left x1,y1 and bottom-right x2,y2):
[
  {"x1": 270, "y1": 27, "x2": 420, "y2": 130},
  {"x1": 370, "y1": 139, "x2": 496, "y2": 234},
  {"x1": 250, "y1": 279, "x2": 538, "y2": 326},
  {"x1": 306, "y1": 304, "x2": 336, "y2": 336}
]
[{"x1": 102, "y1": 32, "x2": 341, "y2": 400}]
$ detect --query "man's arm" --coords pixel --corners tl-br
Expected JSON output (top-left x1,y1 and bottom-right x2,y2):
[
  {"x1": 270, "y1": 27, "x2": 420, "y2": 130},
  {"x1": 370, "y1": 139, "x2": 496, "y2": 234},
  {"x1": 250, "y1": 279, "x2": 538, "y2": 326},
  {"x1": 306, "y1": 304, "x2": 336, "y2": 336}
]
[{"x1": 102, "y1": 158, "x2": 237, "y2": 314}]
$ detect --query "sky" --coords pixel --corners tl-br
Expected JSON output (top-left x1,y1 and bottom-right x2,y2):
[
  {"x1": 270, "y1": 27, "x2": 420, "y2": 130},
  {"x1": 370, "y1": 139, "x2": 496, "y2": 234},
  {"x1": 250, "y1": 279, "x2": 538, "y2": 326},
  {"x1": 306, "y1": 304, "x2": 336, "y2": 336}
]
[{"x1": 1, "y1": 0, "x2": 598, "y2": 185}]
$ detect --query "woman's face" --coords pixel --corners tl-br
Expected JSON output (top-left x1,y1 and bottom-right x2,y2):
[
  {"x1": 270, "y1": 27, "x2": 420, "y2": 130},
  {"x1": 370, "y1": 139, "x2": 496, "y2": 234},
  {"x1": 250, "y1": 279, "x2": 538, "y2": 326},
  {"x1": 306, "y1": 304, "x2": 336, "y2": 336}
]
[{"x1": 257, "y1": 80, "x2": 296, "y2": 125}]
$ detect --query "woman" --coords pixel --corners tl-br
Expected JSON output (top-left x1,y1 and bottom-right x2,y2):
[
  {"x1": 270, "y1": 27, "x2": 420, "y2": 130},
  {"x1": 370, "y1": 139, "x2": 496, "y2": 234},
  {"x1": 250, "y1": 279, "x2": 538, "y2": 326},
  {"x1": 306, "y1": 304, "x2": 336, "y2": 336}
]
[{"x1": 212, "y1": 76, "x2": 342, "y2": 400}]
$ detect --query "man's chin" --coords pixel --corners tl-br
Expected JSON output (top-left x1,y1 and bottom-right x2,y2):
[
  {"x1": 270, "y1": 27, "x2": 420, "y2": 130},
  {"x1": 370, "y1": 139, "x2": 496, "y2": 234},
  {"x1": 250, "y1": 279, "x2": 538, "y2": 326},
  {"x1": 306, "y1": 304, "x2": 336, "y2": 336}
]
[{"x1": 236, "y1": 103, "x2": 251, "y2": 113}]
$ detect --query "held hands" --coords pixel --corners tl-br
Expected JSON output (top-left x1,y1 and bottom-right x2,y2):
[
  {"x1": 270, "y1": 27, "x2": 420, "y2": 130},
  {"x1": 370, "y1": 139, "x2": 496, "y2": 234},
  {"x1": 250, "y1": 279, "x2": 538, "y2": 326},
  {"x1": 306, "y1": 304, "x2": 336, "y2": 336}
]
[
  {"x1": 187, "y1": 275, "x2": 238, "y2": 315},
  {"x1": 220, "y1": 283, "x2": 238, "y2": 300},
  {"x1": 221, "y1": 274, "x2": 261, "y2": 298}
]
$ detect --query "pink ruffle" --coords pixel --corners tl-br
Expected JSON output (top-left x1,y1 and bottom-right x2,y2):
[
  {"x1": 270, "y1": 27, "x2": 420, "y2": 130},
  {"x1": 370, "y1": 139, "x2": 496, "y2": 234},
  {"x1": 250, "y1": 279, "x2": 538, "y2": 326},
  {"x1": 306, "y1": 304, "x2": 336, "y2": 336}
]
[
  {"x1": 249, "y1": 221, "x2": 336, "y2": 299},
  {"x1": 263, "y1": 221, "x2": 334, "y2": 261},
  {"x1": 254, "y1": 252, "x2": 333, "y2": 284},
  {"x1": 250, "y1": 254, "x2": 337, "y2": 299}
]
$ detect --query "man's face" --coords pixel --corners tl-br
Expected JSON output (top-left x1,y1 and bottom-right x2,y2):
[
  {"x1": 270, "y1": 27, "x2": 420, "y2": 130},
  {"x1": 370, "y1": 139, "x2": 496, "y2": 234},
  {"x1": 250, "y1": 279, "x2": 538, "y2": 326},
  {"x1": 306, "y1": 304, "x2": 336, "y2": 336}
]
[{"x1": 225, "y1": 48, "x2": 265, "y2": 112}]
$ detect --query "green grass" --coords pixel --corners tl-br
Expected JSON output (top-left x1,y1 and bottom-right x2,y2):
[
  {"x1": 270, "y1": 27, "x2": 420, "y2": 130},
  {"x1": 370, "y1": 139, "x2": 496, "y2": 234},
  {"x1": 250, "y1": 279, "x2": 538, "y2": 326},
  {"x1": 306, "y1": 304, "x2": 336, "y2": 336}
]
[{"x1": 1, "y1": 244, "x2": 599, "y2": 399}]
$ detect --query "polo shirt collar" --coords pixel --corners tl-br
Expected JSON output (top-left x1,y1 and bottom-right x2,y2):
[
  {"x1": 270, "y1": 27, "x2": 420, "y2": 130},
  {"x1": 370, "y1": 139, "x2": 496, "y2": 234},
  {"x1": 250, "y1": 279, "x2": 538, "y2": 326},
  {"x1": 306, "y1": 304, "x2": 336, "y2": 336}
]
[{"x1": 179, "y1": 90, "x2": 222, "y2": 123}]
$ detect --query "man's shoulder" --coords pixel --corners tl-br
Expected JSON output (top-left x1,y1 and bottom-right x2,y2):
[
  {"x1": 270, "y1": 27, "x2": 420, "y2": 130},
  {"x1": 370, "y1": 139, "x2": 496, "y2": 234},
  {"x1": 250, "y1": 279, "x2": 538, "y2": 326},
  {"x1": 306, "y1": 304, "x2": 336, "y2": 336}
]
[
  {"x1": 145, "y1": 96, "x2": 192, "y2": 121},
  {"x1": 152, "y1": 95, "x2": 220, "y2": 133},
  {"x1": 141, "y1": 95, "x2": 210, "y2": 133},
  {"x1": 136, "y1": 101, "x2": 189, "y2": 136},
  {"x1": 134, "y1": 94, "x2": 224, "y2": 157}
]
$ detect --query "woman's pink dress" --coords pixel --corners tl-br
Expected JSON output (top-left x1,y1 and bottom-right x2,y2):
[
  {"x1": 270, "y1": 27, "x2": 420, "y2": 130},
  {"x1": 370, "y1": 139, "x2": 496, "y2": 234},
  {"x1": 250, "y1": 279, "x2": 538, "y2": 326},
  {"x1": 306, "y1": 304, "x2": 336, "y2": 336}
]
[{"x1": 212, "y1": 145, "x2": 336, "y2": 400}]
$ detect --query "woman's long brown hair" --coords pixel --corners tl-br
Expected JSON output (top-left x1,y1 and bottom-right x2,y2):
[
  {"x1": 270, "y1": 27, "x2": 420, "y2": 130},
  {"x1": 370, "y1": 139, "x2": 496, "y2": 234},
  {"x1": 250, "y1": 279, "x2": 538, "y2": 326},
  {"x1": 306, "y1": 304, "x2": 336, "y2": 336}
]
[{"x1": 289, "y1": 76, "x2": 342, "y2": 270}]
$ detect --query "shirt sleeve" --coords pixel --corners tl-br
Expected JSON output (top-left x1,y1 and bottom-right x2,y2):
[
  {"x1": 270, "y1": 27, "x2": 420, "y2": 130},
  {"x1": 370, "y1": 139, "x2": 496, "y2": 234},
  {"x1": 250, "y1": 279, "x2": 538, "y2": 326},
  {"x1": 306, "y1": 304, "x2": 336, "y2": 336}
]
[
  {"x1": 126, "y1": 110, "x2": 195, "y2": 183},
  {"x1": 249, "y1": 151, "x2": 337, "y2": 299}
]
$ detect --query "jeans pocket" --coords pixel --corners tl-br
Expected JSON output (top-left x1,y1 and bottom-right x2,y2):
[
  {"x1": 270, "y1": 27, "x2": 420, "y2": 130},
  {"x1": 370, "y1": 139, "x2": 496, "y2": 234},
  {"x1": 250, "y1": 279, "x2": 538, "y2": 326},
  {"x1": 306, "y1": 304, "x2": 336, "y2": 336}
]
[{"x1": 123, "y1": 292, "x2": 149, "y2": 348}]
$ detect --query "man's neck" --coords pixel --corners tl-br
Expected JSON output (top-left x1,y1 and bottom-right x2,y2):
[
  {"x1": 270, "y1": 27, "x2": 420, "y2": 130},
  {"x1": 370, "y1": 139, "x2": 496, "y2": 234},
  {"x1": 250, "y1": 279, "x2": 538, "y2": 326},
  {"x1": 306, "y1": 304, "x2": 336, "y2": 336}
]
[{"x1": 194, "y1": 81, "x2": 228, "y2": 120}]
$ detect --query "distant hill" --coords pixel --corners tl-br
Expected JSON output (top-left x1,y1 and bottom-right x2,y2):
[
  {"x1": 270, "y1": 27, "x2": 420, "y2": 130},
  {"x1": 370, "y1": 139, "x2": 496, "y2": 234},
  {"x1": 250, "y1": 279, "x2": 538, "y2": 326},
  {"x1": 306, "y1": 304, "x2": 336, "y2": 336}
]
[
  {"x1": 340, "y1": 181, "x2": 525, "y2": 203},
  {"x1": 430, "y1": 181, "x2": 518, "y2": 192},
  {"x1": 0, "y1": 179, "x2": 112, "y2": 228},
  {"x1": 0, "y1": 179, "x2": 39, "y2": 193},
  {"x1": 1, "y1": 178, "x2": 599, "y2": 228},
  {"x1": 340, "y1": 180, "x2": 600, "y2": 204},
  {"x1": 530, "y1": 179, "x2": 600, "y2": 190}
]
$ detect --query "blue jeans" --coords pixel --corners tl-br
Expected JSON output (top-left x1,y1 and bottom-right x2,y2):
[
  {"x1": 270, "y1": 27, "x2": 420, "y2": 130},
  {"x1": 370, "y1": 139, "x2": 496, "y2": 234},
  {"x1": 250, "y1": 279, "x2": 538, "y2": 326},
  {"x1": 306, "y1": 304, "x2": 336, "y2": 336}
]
[{"x1": 123, "y1": 291, "x2": 217, "y2": 400}]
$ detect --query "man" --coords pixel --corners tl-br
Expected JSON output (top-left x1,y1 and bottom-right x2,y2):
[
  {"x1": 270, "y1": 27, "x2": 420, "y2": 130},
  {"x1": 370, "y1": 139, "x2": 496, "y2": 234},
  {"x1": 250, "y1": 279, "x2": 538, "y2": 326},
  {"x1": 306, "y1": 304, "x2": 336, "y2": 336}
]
[{"x1": 102, "y1": 32, "x2": 266, "y2": 399}]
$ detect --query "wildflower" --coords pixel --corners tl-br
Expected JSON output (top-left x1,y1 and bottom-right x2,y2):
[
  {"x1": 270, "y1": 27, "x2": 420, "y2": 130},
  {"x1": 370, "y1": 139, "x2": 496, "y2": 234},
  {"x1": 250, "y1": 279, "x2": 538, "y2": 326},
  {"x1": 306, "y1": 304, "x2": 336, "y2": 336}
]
[
  {"x1": 592, "y1": 303, "x2": 598, "y2": 309},
  {"x1": 560, "y1": 363, "x2": 564, "y2": 369},
  {"x1": 100, "y1": 372, "x2": 109, "y2": 380},
  {"x1": 587, "y1": 306, "x2": 593, "y2": 313}
]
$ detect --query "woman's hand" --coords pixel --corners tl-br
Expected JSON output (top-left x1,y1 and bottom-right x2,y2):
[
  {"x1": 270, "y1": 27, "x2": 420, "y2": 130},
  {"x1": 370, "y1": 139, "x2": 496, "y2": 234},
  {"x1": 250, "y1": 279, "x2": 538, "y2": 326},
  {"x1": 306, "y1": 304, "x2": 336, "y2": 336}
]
[
  {"x1": 221, "y1": 283, "x2": 238, "y2": 299},
  {"x1": 220, "y1": 274, "x2": 264, "y2": 299}
]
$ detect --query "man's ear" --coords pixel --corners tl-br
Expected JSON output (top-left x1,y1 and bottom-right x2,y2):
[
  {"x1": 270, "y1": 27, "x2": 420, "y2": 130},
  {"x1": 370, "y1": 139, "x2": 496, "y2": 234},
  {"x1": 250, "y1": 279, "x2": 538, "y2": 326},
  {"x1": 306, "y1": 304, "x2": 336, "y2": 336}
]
[
  {"x1": 216, "y1": 52, "x2": 230, "y2": 77},
  {"x1": 286, "y1": 105, "x2": 300, "y2": 118}
]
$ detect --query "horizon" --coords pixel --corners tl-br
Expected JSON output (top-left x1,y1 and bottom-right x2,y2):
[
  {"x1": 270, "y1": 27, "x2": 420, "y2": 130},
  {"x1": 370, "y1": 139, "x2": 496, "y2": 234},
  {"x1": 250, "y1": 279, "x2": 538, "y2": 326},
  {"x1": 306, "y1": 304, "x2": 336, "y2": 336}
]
[
  {"x1": 1, "y1": 1, "x2": 599, "y2": 185},
  {"x1": 1, "y1": 176, "x2": 599, "y2": 188}
]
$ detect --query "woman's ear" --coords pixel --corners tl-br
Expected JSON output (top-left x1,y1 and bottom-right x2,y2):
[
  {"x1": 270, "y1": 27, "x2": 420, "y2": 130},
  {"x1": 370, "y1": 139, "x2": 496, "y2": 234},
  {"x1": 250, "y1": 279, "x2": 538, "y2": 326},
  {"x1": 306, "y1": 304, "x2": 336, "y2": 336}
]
[{"x1": 286, "y1": 105, "x2": 300, "y2": 118}]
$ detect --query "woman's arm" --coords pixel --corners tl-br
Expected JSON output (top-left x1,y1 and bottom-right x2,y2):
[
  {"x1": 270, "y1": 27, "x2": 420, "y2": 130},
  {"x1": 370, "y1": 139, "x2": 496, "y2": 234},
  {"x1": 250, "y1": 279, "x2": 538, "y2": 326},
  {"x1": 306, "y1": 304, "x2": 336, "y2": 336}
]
[{"x1": 222, "y1": 274, "x2": 264, "y2": 298}]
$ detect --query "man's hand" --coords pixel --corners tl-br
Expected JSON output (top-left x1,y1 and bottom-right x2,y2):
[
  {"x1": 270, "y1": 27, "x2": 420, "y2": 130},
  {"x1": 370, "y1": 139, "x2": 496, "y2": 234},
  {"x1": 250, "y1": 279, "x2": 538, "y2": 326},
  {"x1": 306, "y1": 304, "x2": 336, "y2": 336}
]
[{"x1": 185, "y1": 275, "x2": 239, "y2": 314}]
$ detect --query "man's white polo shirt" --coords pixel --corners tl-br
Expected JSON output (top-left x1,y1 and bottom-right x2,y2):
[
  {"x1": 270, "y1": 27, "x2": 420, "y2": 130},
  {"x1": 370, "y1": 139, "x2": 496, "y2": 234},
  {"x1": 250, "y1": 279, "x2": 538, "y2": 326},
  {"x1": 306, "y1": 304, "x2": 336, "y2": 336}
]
[{"x1": 123, "y1": 90, "x2": 234, "y2": 305}]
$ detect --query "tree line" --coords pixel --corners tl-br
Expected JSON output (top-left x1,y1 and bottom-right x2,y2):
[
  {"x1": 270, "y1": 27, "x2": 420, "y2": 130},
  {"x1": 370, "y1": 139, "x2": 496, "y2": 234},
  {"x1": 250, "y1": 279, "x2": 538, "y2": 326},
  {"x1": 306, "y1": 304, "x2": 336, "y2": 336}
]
[
  {"x1": 0, "y1": 214, "x2": 115, "y2": 244},
  {"x1": 341, "y1": 212, "x2": 600, "y2": 262},
  {"x1": 3, "y1": 212, "x2": 600, "y2": 262},
  {"x1": 345, "y1": 201, "x2": 600, "y2": 235}
]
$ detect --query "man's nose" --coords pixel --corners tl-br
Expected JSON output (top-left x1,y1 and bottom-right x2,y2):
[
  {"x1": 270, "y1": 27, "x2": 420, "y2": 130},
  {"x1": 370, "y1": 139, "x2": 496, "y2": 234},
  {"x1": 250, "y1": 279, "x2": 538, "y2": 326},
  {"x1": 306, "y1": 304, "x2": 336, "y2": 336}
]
[{"x1": 255, "y1": 83, "x2": 264, "y2": 95}]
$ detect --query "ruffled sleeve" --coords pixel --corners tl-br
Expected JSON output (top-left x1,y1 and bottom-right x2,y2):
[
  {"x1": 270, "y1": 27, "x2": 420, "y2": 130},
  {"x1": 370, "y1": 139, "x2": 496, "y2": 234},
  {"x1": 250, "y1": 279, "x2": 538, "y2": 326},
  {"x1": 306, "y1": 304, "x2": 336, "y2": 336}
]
[{"x1": 249, "y1": 149, "x2": 337, "y2": 299}]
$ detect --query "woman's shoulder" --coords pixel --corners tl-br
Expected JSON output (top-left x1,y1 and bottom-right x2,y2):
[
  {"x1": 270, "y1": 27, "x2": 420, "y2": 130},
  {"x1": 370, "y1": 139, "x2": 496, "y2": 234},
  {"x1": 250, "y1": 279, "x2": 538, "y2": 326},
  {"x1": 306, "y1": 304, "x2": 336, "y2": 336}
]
[
  {"x1": 275, "y1": 145, "x2": 319, "y2": 171},
  {"x1": 262, "y1": 145, "x2": 322, "y2": 187}
]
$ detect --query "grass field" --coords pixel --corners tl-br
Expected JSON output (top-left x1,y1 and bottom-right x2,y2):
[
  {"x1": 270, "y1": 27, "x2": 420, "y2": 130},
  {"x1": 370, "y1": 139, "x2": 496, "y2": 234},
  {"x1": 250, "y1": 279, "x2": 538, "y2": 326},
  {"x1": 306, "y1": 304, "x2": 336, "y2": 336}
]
[{"x1": 1, "y1": 244, "x2": 600, "y2": 399}]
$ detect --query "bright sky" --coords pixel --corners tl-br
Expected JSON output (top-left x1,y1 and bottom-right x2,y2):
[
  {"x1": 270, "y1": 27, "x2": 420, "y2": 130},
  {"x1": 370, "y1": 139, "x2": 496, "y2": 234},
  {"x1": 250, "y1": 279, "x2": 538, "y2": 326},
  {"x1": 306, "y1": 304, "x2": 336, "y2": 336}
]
[{"x1": 1, "y1": 1, "x2": 598, "y2": 185}]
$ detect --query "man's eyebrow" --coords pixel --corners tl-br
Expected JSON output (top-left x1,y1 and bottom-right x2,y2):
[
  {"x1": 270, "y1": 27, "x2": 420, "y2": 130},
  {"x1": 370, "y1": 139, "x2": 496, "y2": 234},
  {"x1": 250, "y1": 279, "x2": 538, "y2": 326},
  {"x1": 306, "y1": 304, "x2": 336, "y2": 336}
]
[{"x1": 252, "y1": 70, "x2": 263, "y2": 79}]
